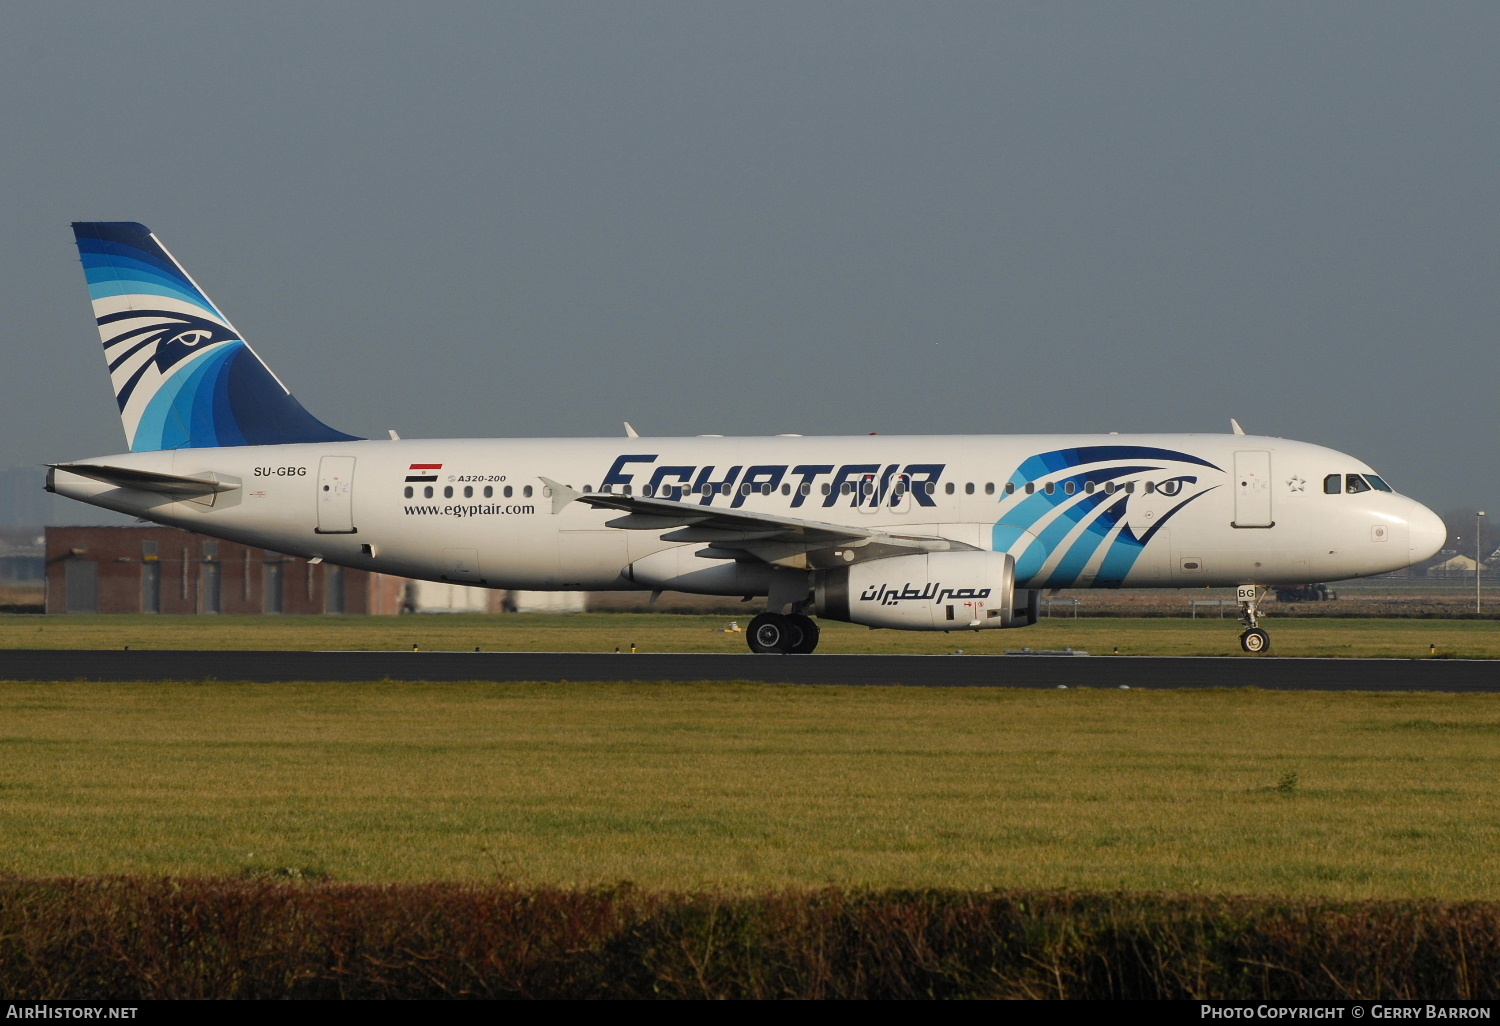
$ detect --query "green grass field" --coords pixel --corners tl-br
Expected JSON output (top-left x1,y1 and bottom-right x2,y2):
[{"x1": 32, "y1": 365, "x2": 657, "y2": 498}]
[
  {"x1": 2, "y1": 612, "x2": 1497, "y2": 657},
  {"x1": 3, "y1": 680, "x2": 1500, "y2": 898}
]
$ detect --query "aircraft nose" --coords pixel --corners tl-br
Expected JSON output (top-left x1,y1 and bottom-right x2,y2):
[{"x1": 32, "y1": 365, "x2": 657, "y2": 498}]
[{"x1": 1408, "y1": 501, "x2": 1446, "y2": 564}]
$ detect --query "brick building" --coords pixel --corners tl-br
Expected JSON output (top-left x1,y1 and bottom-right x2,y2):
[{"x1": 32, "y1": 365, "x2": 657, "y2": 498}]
[{"x1": 46, "y1": 526, "x2": 411, "y2": 615}]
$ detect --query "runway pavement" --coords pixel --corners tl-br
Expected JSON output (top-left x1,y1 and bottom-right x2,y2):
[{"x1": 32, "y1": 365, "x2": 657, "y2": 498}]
[{"x1": 1, "y1": 650, "x2": 1497, "y2": 690}]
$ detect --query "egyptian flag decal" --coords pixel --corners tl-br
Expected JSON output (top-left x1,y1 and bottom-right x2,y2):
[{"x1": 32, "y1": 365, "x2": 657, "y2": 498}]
[{"x1": 406, "y1": 463, "x2": 442, "y2": 483}]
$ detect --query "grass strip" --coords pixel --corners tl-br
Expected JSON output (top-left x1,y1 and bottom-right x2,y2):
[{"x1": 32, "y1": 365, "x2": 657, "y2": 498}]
[
  {"x1": 3, "y1": 682, "x2": 1500, "y2": 896},
  {"x1": 2, "y1": 878, "x2": 1497, "y2": 999}
]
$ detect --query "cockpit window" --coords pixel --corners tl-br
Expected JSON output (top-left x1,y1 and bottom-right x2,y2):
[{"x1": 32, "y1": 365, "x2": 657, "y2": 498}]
[
  {"x1": 1365, "y1": 474, "x2": 1393, "y2": 492},
  {"x1": 1345, "y1": 474, "x2": 1371, "y2": 494},
  {"x1": 1324, "y1": 474, "x2": 1341, "y2": 494}
]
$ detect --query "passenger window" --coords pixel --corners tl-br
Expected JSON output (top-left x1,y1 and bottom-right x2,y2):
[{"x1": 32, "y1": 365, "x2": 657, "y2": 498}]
[
  {"x1": 1125, "y1": 482, "x2": 1135, "y2": 493},
  {"x1": 781, "y1": 483, "x2": 791, "y2": 495},
  {"x1": 1044, "y1": 482, "x2": 1055, "y2": 495},
  {"x1": 965, "y1": 483, "x2": 975, "y2": 495},
  {"x1": 1346, "y1": 474, "x2": 1371, "y2": 494},
  {"x1": 1064, "y1": 481, "x2": 1076, "y2": 495},
  {"x1": 1024, "y1": 482, "x2": 1035, "y2": 495},
  {"x1": 1324, "y1": 475, "x2": 1341, "y2": 494},
  {"x1": 504, "y1": 486, "x2": 512, "y2": 498},
  {"x1": 761, "y1": 483, "x2": 772, "y2": 496},
  {"x1": 841, "y1": 482, "x2": 853, "y2": 495},
  {"x1": 523, "y1": 485, "x2": 533, "y2": 498},
  {"x1": 404, "y1": 486, "x2": 413, "y2": 498},
  {"x1": 423, "y1": 486, "x2": 434, "y2": 498},
  {"x1": 945, "y1": 482, "x2": 955, "y2": 495},
  {"x1": 1004, "y1": 482, "x2": 1015, "y2": 495},
  {"x1": 623, "y1": 485, "x2": 632, "y2": 495},
  {"x1": 1084, "y1": 482, "x2": 1095, "y2": 494},
  {"x1": 483, "y1": 486, "x2": 493, "y2": 498},
  {"x1": 464, "y1": 486, "x2": 473, "y2": 498},
  {"x1": 984, "y1": 482, "x2": 995, "y2": 495},
  {"x1": 1144, "y1": 482, "x2": 1155, "y2": 494},
  {"x1": 1104, "y1": 482, "x2": 1115, "y2": 495},
  {"x1": 799, "y1": 483, "x2": 810, "y2": 496},
  {"x1": 443, "y1": 486, "x2": 453, "y2": 498}
]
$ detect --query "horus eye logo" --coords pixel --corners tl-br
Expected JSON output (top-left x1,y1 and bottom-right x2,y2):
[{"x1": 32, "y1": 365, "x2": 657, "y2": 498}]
[
  {"x1": 97, "y1": 309, "x2": 242, "y2": 409},
  {"x1": 995, "y1": 445, "x2": 1224, "y2": 589},
  {"x1": 168, "y1": 329, "x2": 214, "y2": 348},
  {"x1": 1154, "y1": 476, "x2": 1197, "y2": 497}
]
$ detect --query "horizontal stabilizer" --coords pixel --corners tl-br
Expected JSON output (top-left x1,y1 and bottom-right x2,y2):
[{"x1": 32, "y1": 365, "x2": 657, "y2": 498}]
[{"x1": 49, "y1": 463, "x2": 239, "y2": 497}]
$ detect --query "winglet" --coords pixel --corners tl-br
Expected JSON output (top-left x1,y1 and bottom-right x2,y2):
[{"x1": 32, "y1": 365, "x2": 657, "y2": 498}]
[
  {"x1": 1230, "y1": 418, "x2": 1246, "y2": 436},
  {"x1": 539, "y1": 476, "x2": 580, "y2": 515},
  {"x1": 624, "y1": 422, "x2": 639, "y2": 438}
]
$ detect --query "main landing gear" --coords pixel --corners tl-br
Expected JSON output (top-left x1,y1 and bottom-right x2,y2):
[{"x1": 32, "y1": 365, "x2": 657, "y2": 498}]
[
  {"x1": 1236, "y1": 584, "x2": 1271, "y2": 654},
  {"x1": 747, "y1": 612, "x2": 821, "y2": 654}
]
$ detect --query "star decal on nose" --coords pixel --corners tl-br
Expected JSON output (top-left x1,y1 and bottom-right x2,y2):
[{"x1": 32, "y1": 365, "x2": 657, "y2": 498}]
[{"x1": 1287, "y1": 476, "x2": 1306, "y2": 492}]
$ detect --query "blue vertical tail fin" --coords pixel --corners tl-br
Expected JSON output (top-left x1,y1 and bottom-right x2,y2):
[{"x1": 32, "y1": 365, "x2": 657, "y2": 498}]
[{"x1": 72, "y1": 222, "x2": 361, "y2": 451}]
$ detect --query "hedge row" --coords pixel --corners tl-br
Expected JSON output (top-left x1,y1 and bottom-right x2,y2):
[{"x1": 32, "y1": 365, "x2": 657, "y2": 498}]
[{"x1": 2, "y1": 878, "x2": 1496, "y2": 999}]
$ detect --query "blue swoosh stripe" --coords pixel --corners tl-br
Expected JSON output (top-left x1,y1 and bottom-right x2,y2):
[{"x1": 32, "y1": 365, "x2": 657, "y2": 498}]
[
  {"x1": 1043, "y1": 493, "x2": 1130, "y2": 586},
  {"x1": 1012, "y1": 446, "x2": 1221, "y2": 485}
]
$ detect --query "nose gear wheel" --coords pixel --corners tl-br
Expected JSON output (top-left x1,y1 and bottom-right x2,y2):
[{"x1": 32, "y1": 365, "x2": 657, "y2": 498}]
[{"x1": 1239, "y1": 627, "x2": 1270, "y2": 653}]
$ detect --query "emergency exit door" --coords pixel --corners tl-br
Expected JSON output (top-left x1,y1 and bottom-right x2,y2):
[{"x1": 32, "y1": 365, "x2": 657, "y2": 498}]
[
  {"x1": 316, "y1": 456, "x2": 357, "y2": 534},
  {"x1": 1233, "y1": 450, "x2": 1274, "y2": 528}
]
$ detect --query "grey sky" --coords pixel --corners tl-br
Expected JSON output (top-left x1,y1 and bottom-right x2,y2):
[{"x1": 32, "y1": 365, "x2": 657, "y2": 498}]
[{"x1": 1, "y1": 2, "x2": 1495, "y2": 516}]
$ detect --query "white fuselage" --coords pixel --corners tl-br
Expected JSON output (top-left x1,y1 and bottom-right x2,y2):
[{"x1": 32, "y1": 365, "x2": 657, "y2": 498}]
[{"x1": 49, "y1": 432, "x2": 1445, "y2": 594}]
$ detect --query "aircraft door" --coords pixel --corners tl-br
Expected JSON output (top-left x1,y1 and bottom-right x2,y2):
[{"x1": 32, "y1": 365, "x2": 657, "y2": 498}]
[
  {"x1": 1233, "y1": 450, "x2": 1273, "y2": 528},
  {"x1": 316, "y1": 456, "x2": 357, "y2": 534}
]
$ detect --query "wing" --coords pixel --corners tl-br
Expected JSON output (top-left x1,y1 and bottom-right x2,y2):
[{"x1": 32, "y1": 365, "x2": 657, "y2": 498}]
[{"x1": 540, "y1": 477, "x2": 977, "y2": 569}]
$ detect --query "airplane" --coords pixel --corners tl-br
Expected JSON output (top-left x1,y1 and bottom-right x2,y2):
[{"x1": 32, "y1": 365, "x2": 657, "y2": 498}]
[{"x1": 48, "y1": 222, "x2": 1446, "y2": 654}]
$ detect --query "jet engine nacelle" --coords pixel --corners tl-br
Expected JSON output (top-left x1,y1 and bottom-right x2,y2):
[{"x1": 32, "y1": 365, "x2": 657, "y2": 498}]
[{"x1": 815, "y1": 550, "x2": 1037, "y2": 631}]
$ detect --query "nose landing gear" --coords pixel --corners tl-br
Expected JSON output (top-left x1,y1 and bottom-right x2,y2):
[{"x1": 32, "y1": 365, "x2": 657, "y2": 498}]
[
  {"x1": 747, "y1": 612, "x2": 821, "y2": 654},
  {"x1": 1236, "y1": 585, "x2": 1271, "y2": 654}
]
